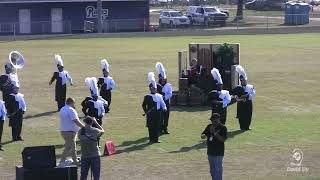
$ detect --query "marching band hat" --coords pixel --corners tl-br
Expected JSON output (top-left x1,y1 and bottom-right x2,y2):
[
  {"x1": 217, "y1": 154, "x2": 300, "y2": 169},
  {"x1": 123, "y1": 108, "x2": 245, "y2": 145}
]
[
  {"x1": 148, "y1": 72, "x2": 156, "y2": 88},
  {"x1": 85, "y1": 77, "x2": 99, "y2": 96},
  {"x1": 155, "y1": 62, "x2": 166, "y2": 79},
  {"x1": 235, "y1": 65, "x2": 248, "y2": 81},
  {"x1": 55, "y1": 54, "x2": 64, "y2": 67},
  {"x1": 210, "y1": 68, "x2": 223, "y2": 85},
  {"x1": 101, "y1": 59, "x2": 110, "y2": 72}
]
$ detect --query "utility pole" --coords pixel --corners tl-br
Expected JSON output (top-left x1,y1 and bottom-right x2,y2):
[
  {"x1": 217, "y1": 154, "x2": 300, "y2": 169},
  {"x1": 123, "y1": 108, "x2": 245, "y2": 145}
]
[{"x1": 97, "y1": 0, "x2": 102, "y2": 33}]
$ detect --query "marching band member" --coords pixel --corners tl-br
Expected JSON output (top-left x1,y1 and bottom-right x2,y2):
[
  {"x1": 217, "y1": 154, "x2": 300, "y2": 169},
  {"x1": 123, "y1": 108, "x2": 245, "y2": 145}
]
[
  {"x1": 142, "y1": 72, "x2": 167, "y2": 144},
  {"x1": 97, "y1": 59, "x2": 116, "y2": 111},
  {"x1": 7, "y1": 86, "x2": 26, "y2": 141},
  {"x1": 155, "y1": 62, "x2": 172, "y2": 134},
  {"x1": 0, "y1": 64, "x2": 19, "y2": 103},
  {"x1": 82, "y1": 77, "x2": 107, "y2": 147},
  {"x1": 231, "y1": 65, "x2": 256, "y2": 131},
  {"x1": 208, "y1": 68, "x2": 231, "y2": 125},
  {"x1": 49, "y1": 55, "x2": 73, "y2": 111},
  {"x1": 0, "y1": 100, "x2": 6, "y2": 151}
]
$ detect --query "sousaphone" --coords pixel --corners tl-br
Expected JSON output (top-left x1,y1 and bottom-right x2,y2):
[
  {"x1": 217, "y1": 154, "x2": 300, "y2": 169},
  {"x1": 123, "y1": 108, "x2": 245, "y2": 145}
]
[{"x1": 9, "y1": 50, "x2": 25, "y2": 70}]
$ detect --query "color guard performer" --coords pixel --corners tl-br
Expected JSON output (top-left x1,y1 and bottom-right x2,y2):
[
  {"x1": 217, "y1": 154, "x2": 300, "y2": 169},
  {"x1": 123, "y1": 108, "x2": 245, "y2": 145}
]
[
  {"x1": 97, "y1": 59, "x2": 116, "y2": 112},
  {"x1": 0, "y1": 100, "x2": 6, "y2": 151},
  {"x1": 142, "y1": 72, "x2": 167, "y2": 144},
  {"x1": 7, "y1": 86, "x2": 26, "y2": 141},
  {"x1": 208, "y1": 68, "x2": 231, "y2": 125},
  {"x1": 155, "y1": 62, "x2": 172, "y2": 134},
  {"x1": 82, "y1": 77, "x2": 106, "y2": 147},
  {"x1": 231, "y1": 65, "x2": 256, "y2": 131},
  {"x1": 49, "y1": 55, "x2": 73, "y2": 111}
]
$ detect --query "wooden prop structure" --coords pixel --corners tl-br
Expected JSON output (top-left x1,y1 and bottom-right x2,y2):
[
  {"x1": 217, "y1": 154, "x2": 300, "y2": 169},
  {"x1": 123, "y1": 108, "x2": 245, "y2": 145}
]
[{"x1": 172, "y1": 43, "x2": 241, "y2": 106}]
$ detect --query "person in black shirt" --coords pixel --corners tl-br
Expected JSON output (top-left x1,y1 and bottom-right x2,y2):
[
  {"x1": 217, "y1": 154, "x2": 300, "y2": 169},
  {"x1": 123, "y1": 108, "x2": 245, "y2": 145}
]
[
  {"x1": 201, "y1": 113, "x2": 227, "y2": 180},
  {"x1": 49, "y1": 55, "x2": 73, "y2": 111}
]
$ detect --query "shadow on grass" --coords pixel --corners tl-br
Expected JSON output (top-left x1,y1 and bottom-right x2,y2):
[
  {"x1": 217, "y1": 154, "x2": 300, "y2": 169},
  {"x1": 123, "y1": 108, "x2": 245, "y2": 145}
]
[
  {"x1": 24, "y1": 110, "x2": 58, "y2": 119},
  {"x1": 168, "y1": 141, "x2": 206, "y2": 153},
  {"x1": 1, "y1": 140, "x2": 14, "y2": 145},
  {"x1": 227, "y1": 130, "x2": 245, "y2": 139},
  {"x1": 171, "y1": 105, "x2": 211, "y2": 112},
  {"x1": 116, "y1": 137, "x2": 151, "y2": 154}
]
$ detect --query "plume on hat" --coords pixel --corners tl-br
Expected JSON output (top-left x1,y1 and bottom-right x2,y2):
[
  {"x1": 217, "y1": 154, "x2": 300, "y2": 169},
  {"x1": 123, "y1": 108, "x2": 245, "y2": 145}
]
[
  {"x1": 101, "y1": 59, "x2": 110, "y2": 72},
  {"x1": 148, "y1": 72, "x2": 156, "y2": 88},
  {"x1": 235, "y1": 65, "x2": 248, "y2": 81},
  {"x1": 155, "y1": 62, "x2": 166, "y2": 79},
  {"x1": 211, "y1": 68, "x2": 223, "y2": 85},
  {"x1": 55, "y1": 54, "x2": 64, "y2": 67},
  {"x1": 85, "y1": 77, "x2": 99, "y2": 95}
]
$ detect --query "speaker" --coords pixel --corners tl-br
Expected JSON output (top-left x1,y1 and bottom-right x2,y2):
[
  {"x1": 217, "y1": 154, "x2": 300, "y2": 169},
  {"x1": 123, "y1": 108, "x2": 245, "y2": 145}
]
[
  {"x1": 22, "y1": 146, "x2": 56, "y2": 169},
  {"x1": 16, "y1": 165, "x2": 78, "y2": 180}
]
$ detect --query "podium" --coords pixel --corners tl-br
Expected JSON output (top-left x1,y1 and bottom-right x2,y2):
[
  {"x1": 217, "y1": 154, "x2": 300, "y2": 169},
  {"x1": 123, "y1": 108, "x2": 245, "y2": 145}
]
[{"x1": 16, "y1": 165, "x2": 77, "y2": 180}]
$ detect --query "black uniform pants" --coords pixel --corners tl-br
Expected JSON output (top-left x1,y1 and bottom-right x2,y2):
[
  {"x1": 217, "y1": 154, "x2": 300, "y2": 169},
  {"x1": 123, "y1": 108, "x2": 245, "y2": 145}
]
[
  {"x1": 147, "y1": 111, "x2": 161, "y2": 142},
  {"x1": 57, "y1": 99, "x2": 65, "y2": 111},
  {"x1": 161, "y1": 100, "x2": 170, "y2": 132},
  {"x1": 0, "y1": 120, "x2": 3, "y2": 144},
  {"x1": 10, "y1": 112, "x2": 23, "y2": 140},
  {"x1": 101, "y1": 90, "x2": 111, "y2": 108},
  {"x1": 237, "y1": 101, "x2": 253, "y2": 130},
  {"x1": 56, "y1": 85, "x2": 66, "y2": 110},
  {"x1": 93, "y1": 117, "x2": 103, "y2": 146}
]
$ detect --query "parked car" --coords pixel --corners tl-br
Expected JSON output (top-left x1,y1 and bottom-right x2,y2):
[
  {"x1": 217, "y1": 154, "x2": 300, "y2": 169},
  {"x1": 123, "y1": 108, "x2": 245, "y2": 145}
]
[
  {"x1": 159, "y1": 10, "x2": 190, "y2": 28},
  {"x1": 186, "y1": 6, "x2": 229, "y2": 27},
  {"x1": 245, "y1": 0, "x2": 288, "y2": 11},
  {"x1": 310, "y1": 0, "x2": 320, "y2": 6}
]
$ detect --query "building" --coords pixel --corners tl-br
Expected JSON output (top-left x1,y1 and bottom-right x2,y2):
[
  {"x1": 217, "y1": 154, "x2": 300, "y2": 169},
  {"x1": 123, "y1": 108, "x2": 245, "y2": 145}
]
[{"x1": 0, "y1": 0, "x2": 149, "y2": 34}]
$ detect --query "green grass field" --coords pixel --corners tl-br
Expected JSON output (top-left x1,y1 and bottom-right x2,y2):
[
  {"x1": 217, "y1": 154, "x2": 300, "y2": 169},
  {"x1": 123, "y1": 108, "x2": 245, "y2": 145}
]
[{"x1": 0, "y1": 33, "x2": 319, "y2": 180}]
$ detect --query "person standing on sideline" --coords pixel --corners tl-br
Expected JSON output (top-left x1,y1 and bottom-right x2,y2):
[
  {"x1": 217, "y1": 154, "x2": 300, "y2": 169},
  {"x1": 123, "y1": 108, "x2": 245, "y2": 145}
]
[
  {"x1": 0, "y1": 100, "x2": 6, "y2": 151},
  {"x1": 49, "y1": 55, "x2": 73, "y2": 111},
  {"x1": 98, "y1": 59, "x2": 116, "y2": 112},
  {"x1": 142, "y1": 72, "x2": 167, "y2": 144},
  {"x1": 231, "y1": 65, "x2": 256, "y2": 131},
  {"x1": 201, "y1": 113, "x2": 227, "y2": 180},
  {"x1": 6, "y1": 86, "x2": 26, "y2": 141},
  {"x1": 79, "y1": 116, "x2": 104, "y2": 180},
  {"x1": 155, "y1": 62, "x2": 172, "y2": 134},
  {"x1": 208, "y1": 68, "x2": 231, "y2": 125},
  {"x1": 59, "y1": 97, "x2": 84, "y2": 165}
]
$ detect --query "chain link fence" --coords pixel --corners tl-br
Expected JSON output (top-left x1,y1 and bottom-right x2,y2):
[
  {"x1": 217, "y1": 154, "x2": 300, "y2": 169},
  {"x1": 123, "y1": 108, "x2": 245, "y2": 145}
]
[{"x1": 0, "y1": 21, "x2": 72, "y2": 36}]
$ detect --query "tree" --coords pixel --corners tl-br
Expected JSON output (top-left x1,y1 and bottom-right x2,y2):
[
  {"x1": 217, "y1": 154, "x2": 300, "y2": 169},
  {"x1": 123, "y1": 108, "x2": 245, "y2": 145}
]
[{"x1": 235, "y1": 0, "x2": 244, "y2": 21}]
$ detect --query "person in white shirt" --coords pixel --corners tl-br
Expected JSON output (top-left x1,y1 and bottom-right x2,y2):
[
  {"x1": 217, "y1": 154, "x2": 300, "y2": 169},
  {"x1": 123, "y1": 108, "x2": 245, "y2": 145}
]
[
  {"x1": 0, "y1": 100, "x2": 6, "y2": 151},
  {"x1": 59, "y1": 97, "x2": 84, "y2": 164}
]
